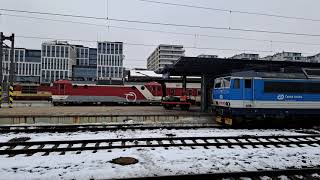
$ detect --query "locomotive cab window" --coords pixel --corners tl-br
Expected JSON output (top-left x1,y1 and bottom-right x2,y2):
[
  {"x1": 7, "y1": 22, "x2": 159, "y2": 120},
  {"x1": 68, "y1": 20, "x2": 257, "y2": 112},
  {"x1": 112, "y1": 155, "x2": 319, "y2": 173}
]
[
  {"x1": 214, "y1": 78, "x2": 222, "y2": 88},
  {"x1": 245, "y1": 79, "x2": 252, "y2": 89}
]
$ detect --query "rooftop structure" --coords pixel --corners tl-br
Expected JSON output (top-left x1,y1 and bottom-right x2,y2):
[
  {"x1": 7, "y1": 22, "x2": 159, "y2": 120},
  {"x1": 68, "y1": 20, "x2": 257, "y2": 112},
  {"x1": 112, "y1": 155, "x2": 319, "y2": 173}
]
[{"x1": 230, "y1": 53, "x2": 259, "y2": 60}]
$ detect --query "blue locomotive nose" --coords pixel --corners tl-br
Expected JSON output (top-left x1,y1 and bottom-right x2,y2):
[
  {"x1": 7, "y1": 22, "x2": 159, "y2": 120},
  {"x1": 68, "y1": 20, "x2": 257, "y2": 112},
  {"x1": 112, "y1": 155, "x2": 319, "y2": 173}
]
[{"x1": 212, "y1": 70, "x2": 320, "y2": 126}]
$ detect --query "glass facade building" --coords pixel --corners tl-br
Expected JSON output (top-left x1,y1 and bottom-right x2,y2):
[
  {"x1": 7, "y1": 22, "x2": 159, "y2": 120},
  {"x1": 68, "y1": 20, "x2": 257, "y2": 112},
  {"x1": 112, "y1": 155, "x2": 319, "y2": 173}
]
[{"x1": 72, "y1": 65, "x2": 97, "y2": 81}]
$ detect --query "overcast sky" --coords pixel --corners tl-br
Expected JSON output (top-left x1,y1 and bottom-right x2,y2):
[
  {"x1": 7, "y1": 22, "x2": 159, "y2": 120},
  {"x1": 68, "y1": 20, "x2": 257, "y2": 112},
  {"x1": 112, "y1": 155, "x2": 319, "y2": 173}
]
[{"x1": 1, "y1": 0, "x2": 320, "y2": 68}]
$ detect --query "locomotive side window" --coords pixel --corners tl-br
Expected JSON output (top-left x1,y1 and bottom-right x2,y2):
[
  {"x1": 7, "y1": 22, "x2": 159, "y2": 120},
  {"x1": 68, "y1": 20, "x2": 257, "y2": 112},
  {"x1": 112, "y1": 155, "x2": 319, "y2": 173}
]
[
  {"x1": 170, "y1": 89, "x2": 175, "y2": 95},
  {"x1": 245, "y1": 79, "x2": 252, "y2": 89},
  {"x1": 233, "y1": 79, "x2": 240, "y2": 89},
  {"x1": 223, "y1": 77, "x2": 231, "y2": 88},
  {"x1": 197, "y1": 90, "x2": 201, "y2": 95},
  {"x1": 264, "y1": 81, "x2": 320, "y2": 93}
]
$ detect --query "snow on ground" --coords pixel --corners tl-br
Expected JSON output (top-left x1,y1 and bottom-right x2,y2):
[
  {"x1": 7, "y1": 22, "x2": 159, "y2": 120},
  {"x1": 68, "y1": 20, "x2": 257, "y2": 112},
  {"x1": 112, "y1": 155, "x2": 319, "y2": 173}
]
[
  {"x1": 0, "y1": 128, "x2": 307, "y2": 142},
  {"x1": 0, "y1": 128, "x2": 319, "y2": 179},
  {"x1": 0, "y1": 145, "x2": 319, "y2": 180}
]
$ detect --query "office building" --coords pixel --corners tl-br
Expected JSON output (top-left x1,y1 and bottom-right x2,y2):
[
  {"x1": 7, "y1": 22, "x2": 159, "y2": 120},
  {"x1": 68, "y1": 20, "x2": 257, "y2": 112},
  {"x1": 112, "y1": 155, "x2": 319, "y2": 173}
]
[
  {"x1": 97, "y1": 41, "x2": 124, "y2": 80},
  {"x1": 2, "y1": 48, "x2": 41, "y2": 83},
  {"x1": 41, "y1": 41, "x2": 76, "y2": 83},
  {"x1": 147, "y1": 44, "x2": 185, "y2": 71},
  {"x1": 269, "y1": 52, "x2": 304, "y2": 61},
  {"x1": 307, "y1": 53, "x2": 320, "y2": 63}
]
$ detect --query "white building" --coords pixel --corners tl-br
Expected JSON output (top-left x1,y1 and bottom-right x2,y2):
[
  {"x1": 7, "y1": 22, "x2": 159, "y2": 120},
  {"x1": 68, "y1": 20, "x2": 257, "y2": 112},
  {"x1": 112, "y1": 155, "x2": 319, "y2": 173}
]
[
  {"x1": 307, "y1": 53, "x2": 320, "y2": 63},
  {"x1": 41, "y1": 41, "x2": 76, "y2": 83},
  {"x1": 270, "y1": 52, "x2": 304, "y2": 61},
  {"x1": 147, "y1": 44, "x2": 185, "y2": 71},
  {"x1": 97, "y1": 41, "x2": 124, "y2": 80},
  {"x1": 230, "y1": 53, "x2": 259, "y2": 60},
  {"x1": 2, "y1": 48, "x2": 41, "y2": 83}
]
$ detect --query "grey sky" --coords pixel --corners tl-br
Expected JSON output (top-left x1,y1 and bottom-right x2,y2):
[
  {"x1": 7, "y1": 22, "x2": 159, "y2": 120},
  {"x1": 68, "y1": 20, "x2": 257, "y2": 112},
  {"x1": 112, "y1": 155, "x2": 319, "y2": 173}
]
[{"x1": 1, "y1": 0, "x2": 320, "y2": 68}]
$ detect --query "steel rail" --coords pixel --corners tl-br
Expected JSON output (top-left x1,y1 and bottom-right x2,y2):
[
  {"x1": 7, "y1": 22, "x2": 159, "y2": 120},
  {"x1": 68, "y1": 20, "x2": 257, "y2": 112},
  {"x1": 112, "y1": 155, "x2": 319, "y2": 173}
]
[
  {"x1": 0, "y1": 124, "x2": 221, "y2": 133},
  {"x1": 0, "y1": 134, "x2": 319, "y2": 156}
]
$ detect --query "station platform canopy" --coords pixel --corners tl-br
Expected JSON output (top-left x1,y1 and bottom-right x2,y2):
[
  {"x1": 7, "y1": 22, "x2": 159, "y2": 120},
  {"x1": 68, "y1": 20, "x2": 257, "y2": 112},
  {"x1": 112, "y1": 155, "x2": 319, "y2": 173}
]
[
  {"x1": 158, "y1": 56, "x2": 320, "y2": 112},
  {"x1": 159, "y1": 57, "x2": 320, "y2": 77}
]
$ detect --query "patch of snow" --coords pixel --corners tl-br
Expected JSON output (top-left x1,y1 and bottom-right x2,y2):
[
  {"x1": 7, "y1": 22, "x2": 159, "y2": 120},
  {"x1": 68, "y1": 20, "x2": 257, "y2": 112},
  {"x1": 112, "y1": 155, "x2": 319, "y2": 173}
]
[{"x1": 0, "y1": 128, "x2": 318, "y2": 179}]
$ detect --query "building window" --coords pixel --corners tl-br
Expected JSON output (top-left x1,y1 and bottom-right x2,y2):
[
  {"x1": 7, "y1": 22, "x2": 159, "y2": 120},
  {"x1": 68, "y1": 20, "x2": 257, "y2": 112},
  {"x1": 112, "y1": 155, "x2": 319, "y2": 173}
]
[
  {"x1": 61, "y1": 47, "x2": 65, "y2": 58},
  {"x1": 51, "y1": 46, "x2": 55, "y2": 57},
  {"x1": 56, "y1": 46, "x2": 60, "y2": 57},
  {"x1": 42, "y1": 45, "x2": 46, "y2": 56}
]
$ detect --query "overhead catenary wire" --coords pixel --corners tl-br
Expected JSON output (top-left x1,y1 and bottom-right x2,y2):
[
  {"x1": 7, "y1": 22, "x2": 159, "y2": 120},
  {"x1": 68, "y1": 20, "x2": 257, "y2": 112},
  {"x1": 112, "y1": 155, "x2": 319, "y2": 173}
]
[
  {"x1": 15, "y1": 35, "x2": 274, "y2": 53},
  {"x1": 135, "y1": 0, "x2": 320, "y2": 22},
  {"x1": 1, "y1": 8, "x2": 320, "y2": 37},
  {"x1": 0, "y1": 14, "x2": 315, "y2": 57},
  {"x1": 2, "y1": 13, "x2": 320, "y2": 47}
]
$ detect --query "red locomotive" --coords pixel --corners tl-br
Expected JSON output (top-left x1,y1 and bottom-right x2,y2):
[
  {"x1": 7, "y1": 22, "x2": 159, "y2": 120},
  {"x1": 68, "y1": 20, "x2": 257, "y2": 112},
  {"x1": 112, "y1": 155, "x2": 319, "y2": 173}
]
[{"x1": 50, "y1": 80, "x2": 201, "y2": 106}]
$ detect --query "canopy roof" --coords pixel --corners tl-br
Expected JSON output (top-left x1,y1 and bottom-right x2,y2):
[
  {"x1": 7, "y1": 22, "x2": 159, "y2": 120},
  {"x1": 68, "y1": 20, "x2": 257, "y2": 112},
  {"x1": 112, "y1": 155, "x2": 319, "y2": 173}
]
[{"x1": 159, "y1": 57, "x2": 320, "y2": 77}]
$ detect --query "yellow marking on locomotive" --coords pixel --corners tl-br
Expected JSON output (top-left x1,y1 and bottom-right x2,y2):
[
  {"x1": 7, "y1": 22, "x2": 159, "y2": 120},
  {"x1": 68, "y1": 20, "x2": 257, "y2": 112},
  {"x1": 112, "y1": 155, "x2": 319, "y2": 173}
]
[
  {"x1": 215, "y1": 116, "x2": 233, "y2": 126},
  {"x1": 215, "y1": 116, "x2": 223, "y2": 123}
]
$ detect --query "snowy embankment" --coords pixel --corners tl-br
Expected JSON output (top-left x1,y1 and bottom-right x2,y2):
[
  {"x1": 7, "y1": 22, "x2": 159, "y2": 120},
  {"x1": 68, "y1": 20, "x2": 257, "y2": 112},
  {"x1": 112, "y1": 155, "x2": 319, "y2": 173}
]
[{"x1": 0, "y1": 128, "x2": 319, "y2": 180}]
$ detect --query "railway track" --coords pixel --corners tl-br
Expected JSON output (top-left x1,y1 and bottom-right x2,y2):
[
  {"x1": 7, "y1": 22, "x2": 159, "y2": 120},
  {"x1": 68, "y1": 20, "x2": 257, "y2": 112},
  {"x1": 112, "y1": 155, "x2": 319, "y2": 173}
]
[
  {"x1": 1, "y1": 124, "x2": 319, "y2": 133},
  {"x1": 1, "y1": 134, "x2": 319, "y2": 156},
  {"x1": 123, "y1": 167, "x2": 320, "y2": 180},
  {"x1": 0, "y1": 123, "x2": 221, "y2": 133}
]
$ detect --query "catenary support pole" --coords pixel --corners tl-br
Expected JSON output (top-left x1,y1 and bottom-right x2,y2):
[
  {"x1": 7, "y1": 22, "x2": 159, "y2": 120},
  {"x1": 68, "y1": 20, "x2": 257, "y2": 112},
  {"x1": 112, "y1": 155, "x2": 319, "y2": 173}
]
[
  {"x1": 8, "y1": 33, "x2": 15, "y2": 108},
  {"x1": 0, "y1": 32, "x2": 3, "y2": 108}
]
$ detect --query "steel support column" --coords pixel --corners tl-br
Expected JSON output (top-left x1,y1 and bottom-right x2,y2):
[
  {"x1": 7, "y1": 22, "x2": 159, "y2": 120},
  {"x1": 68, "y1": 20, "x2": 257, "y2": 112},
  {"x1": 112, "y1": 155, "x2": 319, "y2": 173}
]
[
  {"x1": 0, "y1": 33, "x2": 3, "y2": 108},
  {"x1": 182, "y1": 75, "x2": 187, "y2": 95},
  {"x1": 201, "y1": 75, "x2": 209, "y2": 112}
]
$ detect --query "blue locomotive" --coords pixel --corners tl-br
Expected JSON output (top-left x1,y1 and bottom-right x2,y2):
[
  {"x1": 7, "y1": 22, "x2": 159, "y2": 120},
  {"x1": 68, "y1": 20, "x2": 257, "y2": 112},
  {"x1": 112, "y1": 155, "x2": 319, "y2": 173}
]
[{"x1": 212, "y1": 69, "x2": 320, "y2": 125}]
